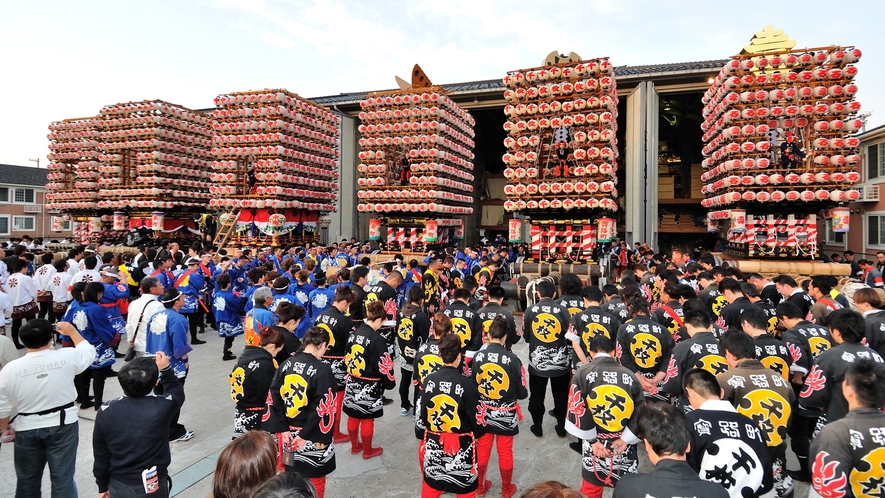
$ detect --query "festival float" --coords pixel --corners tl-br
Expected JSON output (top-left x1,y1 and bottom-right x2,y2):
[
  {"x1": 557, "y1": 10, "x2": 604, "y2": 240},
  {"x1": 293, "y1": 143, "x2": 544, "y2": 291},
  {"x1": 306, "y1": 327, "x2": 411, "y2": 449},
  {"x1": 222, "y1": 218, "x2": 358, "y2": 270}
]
[
  {"x1": 355, "y1": 65, "x2": 474, "y2": 251},
  {"x1": 701, "y1": 27, "x2": 863, "y2": 260},
  {"x1": 95, "y1": 100, "x2": 215, "y2": 241},
  {"x1": 209, "y1": 89, "x2": 340, "y2": 249},
  {"x1": 501, "y1": 52, "x2": 619, "y2": 263},
  {"x1": 46, "y1": 101, "x2": 216, "y2": 244},
  {"x1": 45, "y1": 117, "x2": 104, "y2": 242}
]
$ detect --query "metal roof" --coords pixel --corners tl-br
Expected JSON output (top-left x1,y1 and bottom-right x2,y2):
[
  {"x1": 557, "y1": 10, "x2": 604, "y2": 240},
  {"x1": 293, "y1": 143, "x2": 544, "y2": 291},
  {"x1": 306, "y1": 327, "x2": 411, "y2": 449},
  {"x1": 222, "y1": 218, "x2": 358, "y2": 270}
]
[
  {"x1": 311, "y1": 59, "x2": 729, "y2": 106},
  {"x1": 0, "y1": 164, "x2": 48, "y2": 187}
]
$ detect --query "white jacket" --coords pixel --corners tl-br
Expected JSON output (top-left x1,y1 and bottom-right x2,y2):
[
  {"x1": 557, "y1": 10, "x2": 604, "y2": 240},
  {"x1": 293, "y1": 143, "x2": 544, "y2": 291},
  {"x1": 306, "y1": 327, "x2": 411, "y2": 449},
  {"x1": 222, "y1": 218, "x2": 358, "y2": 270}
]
[
  {"x1": 126, "y1": 294, "x2": 163, "y2": 353},
  {"x1": 33, "y1": 263, "x2": 56, "y2": 294},
  {"x1": 6, "y1": 273, "x2": 36, "y2": 306}
]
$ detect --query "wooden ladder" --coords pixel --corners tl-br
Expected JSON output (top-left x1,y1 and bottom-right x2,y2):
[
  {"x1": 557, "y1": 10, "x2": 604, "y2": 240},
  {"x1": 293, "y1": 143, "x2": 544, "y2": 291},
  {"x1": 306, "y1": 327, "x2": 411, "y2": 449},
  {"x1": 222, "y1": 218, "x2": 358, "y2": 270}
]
[
  {"x1": 540, "y1": 132, "x2": 555, "y2": 177},
  {"x1": 213, "y1": 209, "x2": 241, "y2": 255}
]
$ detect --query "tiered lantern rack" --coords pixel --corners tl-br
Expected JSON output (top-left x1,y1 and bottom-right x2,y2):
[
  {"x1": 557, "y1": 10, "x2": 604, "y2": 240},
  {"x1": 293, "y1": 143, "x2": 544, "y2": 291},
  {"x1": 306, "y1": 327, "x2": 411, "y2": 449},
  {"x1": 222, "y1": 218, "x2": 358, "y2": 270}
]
[
  {"x1": 501, "y1": 57, "x2": 620, "y2": 214},
  {"x1": 210, "y1": 89, "x2": 340, "y2": 247},
  {"x1": 356, "y1": 84, "x2": 475, "y2": 250},
  {"x1": 700, "y1": 46, "x2": 863, "y2": 258},
  {"x1": 96, "y1": 100, "x2": 215, "y2": 238},
  {"x1": 45, "y1": 117, "x2": 104, "y2": 242},
  {"x1": 501, "y1": 57, "x2": 620, "y2": 262}
]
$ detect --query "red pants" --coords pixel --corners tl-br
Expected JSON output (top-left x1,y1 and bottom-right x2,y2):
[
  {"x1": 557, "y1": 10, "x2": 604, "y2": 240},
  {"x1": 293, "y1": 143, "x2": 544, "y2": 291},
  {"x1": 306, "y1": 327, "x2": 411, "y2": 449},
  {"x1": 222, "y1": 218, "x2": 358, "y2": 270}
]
[
  {"x1": 580, "y1": 480, "x2": 603, "y2": 498},
  {"x1": 310, "y1": 477, "x2": 326, "y2": 498},
  {"x1": 421, "y1": 481, "x2": 474, "y2": 498},
  {"x1": 347, "y1": 417, "x2": 375, "y2": 443},
  {"x1": 476, "y1": 433, "x2": 514, "y2": 469}
]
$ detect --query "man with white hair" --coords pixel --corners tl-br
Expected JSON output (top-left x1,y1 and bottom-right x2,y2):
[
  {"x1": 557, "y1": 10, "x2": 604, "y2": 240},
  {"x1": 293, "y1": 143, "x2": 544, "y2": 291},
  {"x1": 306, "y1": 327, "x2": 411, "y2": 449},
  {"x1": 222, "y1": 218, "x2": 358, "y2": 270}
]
[{"x1": 244, "y1": 286, "x2": 277, "y2": 346}]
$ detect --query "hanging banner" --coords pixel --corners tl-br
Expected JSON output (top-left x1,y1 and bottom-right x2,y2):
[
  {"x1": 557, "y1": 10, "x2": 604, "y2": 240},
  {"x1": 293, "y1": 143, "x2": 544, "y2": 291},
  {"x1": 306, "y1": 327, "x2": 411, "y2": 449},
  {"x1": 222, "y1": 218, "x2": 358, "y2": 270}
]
[
  {"x1": 369, "y1": 219, "x2": 382, "y2": 241},
  {"x1": 51, "y1": 216, "x2": 64, "y2": 232},
  {"x1": 454, "y1": 222, "x2": 464, "y2": 240},
  {"x1": 425, "y1": 220, "x2": 439, "y2": 242},
  {"x1": 832, "y1": 207, "x2": 850, "y2": 233},
  {"x1": 707, "y1": 214, "x2": 719, "y2": 233},
  {"x1": 151, "y1": 212, "x2": 165, "y2": 231},
  {"x1": 90, "y1": 217, "x2": 102, "y2": 233},
  {"x1": 597, "y1": 217, "x2": 616, "y2": 242},
  {"x1": 112, "y1": 212, "x2": 126, "y2": 231},
  {"x1": 508, "y1": 219, "x2": 521, "y2": 243},
  {"x1": 233, "y1": 209, "x2": 319, "y2": 237},
  {"x1": 731, "y1": 209, "x2": 746, "y2": 233}
]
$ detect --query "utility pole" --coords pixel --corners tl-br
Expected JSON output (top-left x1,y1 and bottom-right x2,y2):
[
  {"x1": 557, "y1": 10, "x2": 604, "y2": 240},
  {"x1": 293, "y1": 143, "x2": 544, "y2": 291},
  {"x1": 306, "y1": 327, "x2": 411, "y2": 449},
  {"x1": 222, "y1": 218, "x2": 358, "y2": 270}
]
[{"x1": 29, "y1": 158, "x2": 40, "y2": 168}]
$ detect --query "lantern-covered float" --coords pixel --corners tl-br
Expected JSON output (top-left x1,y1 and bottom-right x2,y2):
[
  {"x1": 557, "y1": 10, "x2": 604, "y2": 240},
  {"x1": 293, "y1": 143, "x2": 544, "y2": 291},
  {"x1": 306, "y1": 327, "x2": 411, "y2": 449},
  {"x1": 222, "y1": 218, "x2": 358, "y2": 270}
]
[
  {"x1": 701, "y1": 26, "x2": 863, "y2": 259},
  {"x1": 92, "y1": 100, "x2": 216, "y2": 242},
  {"x1": 210, "y1": 89, "x2": 340, "y2": 248},
  {"x1": 502, "y1": 52, "x2": 619, "y2": 263},
  {"x1": 46, "y1": 117, "x2": 105, "y2": 243},
  {"x1": 356, "y1": 65, "x2": 474, "y2": 251}
]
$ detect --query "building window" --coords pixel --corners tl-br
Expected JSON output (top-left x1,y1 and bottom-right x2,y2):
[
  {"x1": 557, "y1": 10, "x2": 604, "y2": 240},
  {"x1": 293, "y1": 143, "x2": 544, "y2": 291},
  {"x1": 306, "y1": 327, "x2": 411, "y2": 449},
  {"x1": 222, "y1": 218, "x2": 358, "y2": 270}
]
[
  {"x1": 868, "y1": 143, "x2": 885, "y2": 180},
  {"x1": 825, "y1": 219, "x2": 845, "y2": 246},
  {"x1": 13, "y1": 188, "x2": 34, "y2": 204},
  {"x1": 62, "y1": 220, "x2": 72, "y2": 231},
  {"x1": 867, "y1": 213, "x2": 885, "y2": 249},
  {"x1": 0, "y1": 216, "x2": 8, "y2": 235},
  {"x1": 0, "y1": 188, "x2": 8, "y2": 203},
  {"x1": 13, "y1": 216, "x2": 34, "y2": 231}
]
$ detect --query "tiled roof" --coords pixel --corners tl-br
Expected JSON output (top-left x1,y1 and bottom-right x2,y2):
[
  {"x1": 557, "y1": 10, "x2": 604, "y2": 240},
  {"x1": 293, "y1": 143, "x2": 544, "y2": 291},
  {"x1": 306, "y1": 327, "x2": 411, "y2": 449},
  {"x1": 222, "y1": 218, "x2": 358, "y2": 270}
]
[
  {"x1": 613, "y1": 59, "x2": 729, "y2": 77},
  {"x1": 0, "y1": 164, "x2": 48, "y2": 187},
  {"x1": 311, "y1": 59, "x2": 729, "y2": 105}
]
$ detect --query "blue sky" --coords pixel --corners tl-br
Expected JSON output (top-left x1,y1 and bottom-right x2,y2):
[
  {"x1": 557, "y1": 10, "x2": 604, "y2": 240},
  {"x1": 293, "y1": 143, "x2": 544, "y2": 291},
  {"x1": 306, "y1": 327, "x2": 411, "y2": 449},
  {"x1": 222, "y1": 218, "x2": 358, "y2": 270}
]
[{"x1": 2, "y1": 0, "x2": 883, "y2": 166}]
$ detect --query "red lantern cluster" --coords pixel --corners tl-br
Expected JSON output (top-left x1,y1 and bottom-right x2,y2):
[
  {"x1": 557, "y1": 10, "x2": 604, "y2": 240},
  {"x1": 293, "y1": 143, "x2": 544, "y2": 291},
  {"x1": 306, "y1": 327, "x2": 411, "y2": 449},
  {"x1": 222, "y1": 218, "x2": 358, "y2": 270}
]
[
  {"x1": 45, "y1": 118, "x2": 101, "y2": 211},
  {"x1": 92, "y1": 101, "x2": 216, "y2": 210},
  {"x1": 502, "y1": 58, "x2": 620, "y2": 213},
  {"x1": 210, "y1": 90, "x2": 340, "y2": 212},
  {"x1": 700, "y1": 48, "x2": 863, "y2": 209},
  {"x1": 355, "y1": 90, "x2": 476, "y2": 215}
]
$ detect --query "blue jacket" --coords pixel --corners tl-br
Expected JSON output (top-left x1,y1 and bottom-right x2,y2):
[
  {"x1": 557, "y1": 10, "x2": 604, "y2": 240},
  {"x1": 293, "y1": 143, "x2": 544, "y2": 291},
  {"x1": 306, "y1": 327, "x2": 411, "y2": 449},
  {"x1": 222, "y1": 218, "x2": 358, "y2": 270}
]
[
  {"x1": 244, "y1": 285, "x2": 260, "y2": 313},
  {"x1": 100, "y1": 282, "x2": 129, "y2": 317},
  {"x1": 173, "y1": 269, "x2": 205, "y2": 314},
  {"x1": 226, "y1": 266, "x2": 248, "y2": 294},
  {"x1": 70, "y1": 301, "x2": 118, "y2": 369},
  {"x1": 293, "y1": 283, "x2": 316, "y2": 305},
  {"x1": 100, "y1": 282, "x2": 130, "y2": 336},
  {"x1": 213, "y1": 289, "x2": 245, "y2": 325},
  {"x1": 308, "y1": 287, "x2": 336, "y2": 318},
  {"x1": 267, "y1": 255, "x2": 284, "y2": 274},
  {"x1": 271, "y1": 291, "x2": 296, "y2": 313},
  {"x1": 145, "y1": 308, "x2": 192, "y2": 378},
  {"x1": 149, "y1": 268, "x2": 175, "y2": 291}
]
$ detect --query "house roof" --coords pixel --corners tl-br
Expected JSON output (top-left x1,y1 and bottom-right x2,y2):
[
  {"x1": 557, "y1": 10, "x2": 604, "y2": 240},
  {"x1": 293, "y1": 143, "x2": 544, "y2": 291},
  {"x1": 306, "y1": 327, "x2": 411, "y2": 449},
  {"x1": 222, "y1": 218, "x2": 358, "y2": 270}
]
[
  {"x1": 310, "y1": 59, "x2": 729, "y2": 106},
  {"x1": 0, "y1": 164, "x2": 48, "y2": 187},
  {"x1": 858, "y1": 122, "x2": 885, "y2": 142}
]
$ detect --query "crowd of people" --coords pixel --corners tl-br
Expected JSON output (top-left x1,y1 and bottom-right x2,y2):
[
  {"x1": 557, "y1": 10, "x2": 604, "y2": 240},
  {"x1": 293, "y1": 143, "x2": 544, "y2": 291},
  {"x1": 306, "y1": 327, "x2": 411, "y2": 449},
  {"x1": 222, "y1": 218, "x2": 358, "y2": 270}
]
[{"x1": 0, "y1": 236, "x2": 884, "y2": 498}]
